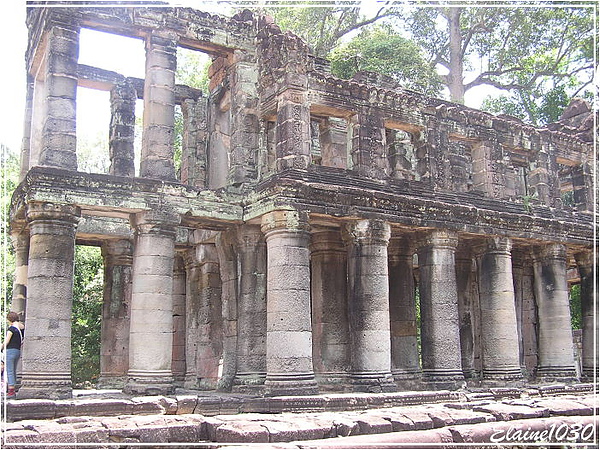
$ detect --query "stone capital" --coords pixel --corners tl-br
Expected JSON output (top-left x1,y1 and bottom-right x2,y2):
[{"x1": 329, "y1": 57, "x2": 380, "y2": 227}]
[
  {"x1": 130, "y1": 208, "x2": 180, "y2": 237},
  {"x1": 418, "y1": 229, "x2": 458, "y2": 251},
  {"x1": 343, "y1": 219, "x2": 391, "y2": 246},
  {"x1": 236, "y1": 224, "x2": 264, "y2": 249},
  {"x1": 575, "y1": 250, "x2": 594, "y2": 274},
  {"x1": 102, "y1": 239, "x2": 133, "y2": 265},
  {"x1": 533, "y1": 243, "x2": 567, "y2": 262},
  {"x1": 26, "y1": 202, "x2": 80, "y2": 226},
  {"x1": 473, "y1": 236, "x2": 512, "y2": 257},
  {"x1": 310, "y1": 228, "x2": 345, "y2": 255},
  {"x1": 388, "y1": 235, "x2": 416, "y2": 258},
  {"x1": 260, "y1": 210, "x2": 310, "y2": 236}
]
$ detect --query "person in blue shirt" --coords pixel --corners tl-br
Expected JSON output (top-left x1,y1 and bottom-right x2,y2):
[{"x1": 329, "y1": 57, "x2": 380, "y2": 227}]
[{"x1": 2, "y1": 311, "x2": 25, "y2": 399}]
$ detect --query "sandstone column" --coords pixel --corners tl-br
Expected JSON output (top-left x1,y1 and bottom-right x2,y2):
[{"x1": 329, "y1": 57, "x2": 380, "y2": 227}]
[
  {"x1": 171, "y1": 255, "x2": 186, "y2": 386},
  {"x1": 235, "y1": 225, "x2": 267, "y2": 388},
  {"x1": 19, "y1": 202, "x2": 80, "y2": 399},
  {"x1": 533, "y1": 244, "x2": 577, "y2": 379},
  {"x1": 311, "y1": 228, "x2": 350, "y2": 388},
  {"x1": 10, "y1": 230, "x2": 29, "y2": 316},
  {"x1": 476, "y1": 237, "x2": 522, "y2": 380},
  {"x1": 261, "y1": 210, "x2": 318, "y2": 395},
  {"x1": 345, "y1": 219, "x2": 395, "y2": 392},
  {"x1": 418, "y1": 230, "x2": 464, "y2": 386},
  {"x1": 512, "y1": 252, "x2": 538, "y2": 375},
  {"x1": 183, "y1": 248, "x2": 202, "y2": 390},
  {"x1": 576, "y1": 250, "x2": 597, "y2": 378},
  {"x1": 388, "y1": 236, "x2": 420, "y2": 384},
  {"x1": 124, "y1": 209, "x2": 179, "y2": 395},
  {"x1": 98, "y1": 239, "x2": 133, "y2": 389},
  {"x1": 140, "y1": 32, "x2": 177, "y2": 180},
  {"x1": 455, "y1": 246, "x2": 477, "y2": 379},
  {"x1": 39, "y1": 22, "x2": 80, "y2": 170},
  {"x1": 195, "y1": 244, "x2": 223, "y2": 390},
  {"x1": 19, "y1": 75, "x2": 34, "y2": 179},
  {"x1": 109, "y1": 79, "x2": 136, "y2": 177}
]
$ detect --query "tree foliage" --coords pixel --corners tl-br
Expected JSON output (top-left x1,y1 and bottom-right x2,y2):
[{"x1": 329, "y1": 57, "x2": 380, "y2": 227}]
[
  {"x1": 329, "y1": 25, "x2": 443, "y2": 96},
  {"x1": 71, "y1": 245, "x2": 104, "y2": 386},
  {"x1": 253, "y1": 3, "x2": 595, "y2": 125},
  {"x1": 397, "y1": 5, "x2": 595, "y2": 123},
  {"x1": 257, "y1": 2, "x2": 400, "y2": 57}
]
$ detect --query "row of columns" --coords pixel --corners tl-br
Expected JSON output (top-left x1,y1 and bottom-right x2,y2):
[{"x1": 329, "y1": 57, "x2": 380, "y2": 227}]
[{"x1": 12, "y1": 203, "x2": 594, "y2": 398}]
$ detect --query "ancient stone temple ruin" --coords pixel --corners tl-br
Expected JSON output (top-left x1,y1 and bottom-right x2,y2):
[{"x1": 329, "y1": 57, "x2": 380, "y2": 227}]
[{"x1": 9, "y1": 6, "x2": 597, "y2": 400}]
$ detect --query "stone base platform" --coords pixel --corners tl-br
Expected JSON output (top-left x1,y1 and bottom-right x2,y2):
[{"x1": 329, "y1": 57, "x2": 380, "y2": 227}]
[{"x1": 2, "y1": 384, "x2": 597, "y2": 447}]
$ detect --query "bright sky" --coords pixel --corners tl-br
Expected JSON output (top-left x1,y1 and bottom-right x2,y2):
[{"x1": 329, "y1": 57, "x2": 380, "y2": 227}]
[{"x1": 0, "y1": 1, "x2": 501, "y2": 158}]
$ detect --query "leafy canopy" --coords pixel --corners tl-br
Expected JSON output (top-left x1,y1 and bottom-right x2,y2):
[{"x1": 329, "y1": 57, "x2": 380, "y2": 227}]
[{"x1": 329, "y1": 25, "x2": 443, "y2": 96}]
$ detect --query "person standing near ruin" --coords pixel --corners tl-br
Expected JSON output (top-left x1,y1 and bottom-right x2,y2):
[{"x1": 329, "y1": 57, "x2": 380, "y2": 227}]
[{"x1": 2, "y1": 312, "x2": 25, "y2": 398}]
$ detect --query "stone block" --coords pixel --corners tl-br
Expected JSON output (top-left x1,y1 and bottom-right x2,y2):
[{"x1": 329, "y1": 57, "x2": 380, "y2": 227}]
[
  {"x1": 532, "y1": 398, "x2": 593, "y2": 416},
  {"x1": 3, "y1": 429, "x2": 40, "y2": 445},
  {"x1": 214, "y1": 420, "x2": 269, "y2": 443},
  {"x1": 70, "y1": 398, "x2": 134, "y2": 417},
  {"x1": 400, "y1": 409, "x2": 434, "y2": 429},
  {"x1": 176, "y1": 395, "x2": 198, "y2": 414},
  {"x1": 133, "y1": 415, "x2": 171, "y2": 443},
  {"x1": 355, "y1": 414, "x2": 393, "y2": 434},
  {"x1": 7, "y1": 399, "x2": 57, "y2": 421},
  {"x1": 131, "y1": 396, "x2": 168, "y2": 415},
  {"x1": 71, "y1": 422, "x2": 110, "y2": 443},
  {"x1": 164, "y1": 415, "x2": 206, "y2": 442},
  {"x1": 473, "y1": 403, "x2": 547, "y2": 421}
]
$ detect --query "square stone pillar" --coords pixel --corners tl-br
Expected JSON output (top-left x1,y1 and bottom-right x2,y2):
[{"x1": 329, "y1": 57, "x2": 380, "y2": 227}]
[
  {"x1": 572, "y1": 163, "x2": 593, "y2": 212},
  {"x1": 39, "y1": 22, "x2": 80, "y2": 170},
  {"x1": 109, "y1": 79, "x2": 136, "y2": 177},
  {"x1": 98, "y1": 239, "x2": 133, "y2": 389},
  {"x1": 215, "y1": 229, "x2": 238, "y2": 391},
  {"x1": 275, "y1": 90, "x2": 311, "y2": 171},
  {"x1": 310, "y1": 228, "x2": 350, "y2": 389},
  {"x1": 512, "y1": 252, "x2": 538, "y2": 376},
  {"x1": 20, "y1": 75, "x2": 34, "y2": 180},
  {"x1": 418, "y1": 230, "x2": 464, "y2": 387},
  {"x1": 455, "y1": 246, "x2": 479, "y2": 379},
  {"x1": 235, "y1": 225, "x2": 267, "y2": 389},
  {"x1": 180, "y1": 97, "x2": 208, "y2": 188},
  {"x1": 140, "y1": 32, "x2": 177, "y2": 181},
  {"x1": 388, "y1": 236, "x2": 421, "y2": 385},
  {"x1": 476, "y1": 237, "x2": 522, "y2": 381},
  {"x1": 182, "y1": 248, "x2": 202, "y2": 389},
  {"x1": 124, "y1": 209, "x2": 180, "y2": 395},
  {"x1": 171, "y1": 255, "x2": 186, "y2": 386},
  {"x1": 183, "y1": 242, "x2": 223, "y2": 390},
  {"x1": 19, "y1": 202, "x2": 80, "y2": 399},
  {"x1": 228, "y1": 52, "x2": 260, "y2": 189},
  {"x1": 575, "y1": 250, "x2": 597, "y2": 378},
  {"x1": 261, "y1": 210, "x2": 318, "y2": 395},
  {"x1": 10, "y1": 230, "x2": 29, "y2": 316},
  {"x1": 532, "y1": 244, "x2": 577, "y2": 379},
  {"x1": 344, "y1": 219, "x2": 395, "y2": 392},
  {"x1": 351, "y1": 111, "x2": 387, "y2": 179}
]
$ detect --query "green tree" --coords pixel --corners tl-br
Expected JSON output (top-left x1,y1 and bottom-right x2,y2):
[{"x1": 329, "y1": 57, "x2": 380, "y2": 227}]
[
  {"x1": 71, "y1": 245, "x2": 104, "y2": 386},
  {"x1": 1, "y1": 146, "x2": 20, "y2": 308},
  {"x1": 256, "y1": 1, "x2": 399, "y2": 57},
  {"x1": 329, "y1": 25, "x2": 443, "y2": 96},
  {"x1": 399, "y1": 5, "x2": 595, "y2": 122}
]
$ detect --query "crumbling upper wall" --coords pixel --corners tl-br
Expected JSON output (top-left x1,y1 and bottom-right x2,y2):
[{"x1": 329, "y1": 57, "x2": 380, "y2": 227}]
[{"x1": 18, "y1": 5, "x2": 595, "y2": 220}]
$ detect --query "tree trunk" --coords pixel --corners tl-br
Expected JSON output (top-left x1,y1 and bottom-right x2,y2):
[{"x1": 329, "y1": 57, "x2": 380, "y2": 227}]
[{"x1": 447, "y1": 8, "x2": 465, "y2": 104}]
